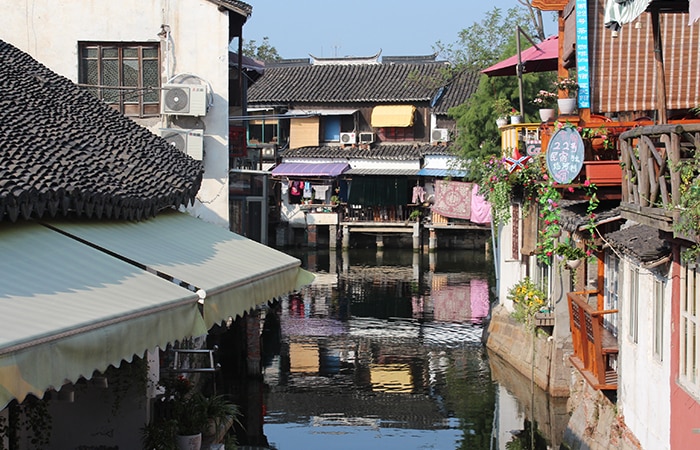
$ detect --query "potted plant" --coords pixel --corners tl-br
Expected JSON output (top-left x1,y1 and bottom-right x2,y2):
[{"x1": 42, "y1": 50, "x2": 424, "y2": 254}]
[
  {"x1": 555, "y1": 239, "x2": 587, "y2": 269},
  {"x1": 531, "y1": 90, "x2": 557, "y2": 122},
  {"x1": 554, "y1": 77, "x2": 579, "y2": 114},
  {"x1": 509, "y1": 107, "x2": 523, "y2": 124},
  {"x1": 493, "y1": 97, "x2": 512, "y2": 127},
  {"x1": 202, "y1": 395, "x2": 241, "y2": 446},
  {"x1": 156, "y1": 375, "x2": 210, "y2": 450},
  {"x1": 506, "y1": 277, "x2": 548, "y2": 330}
]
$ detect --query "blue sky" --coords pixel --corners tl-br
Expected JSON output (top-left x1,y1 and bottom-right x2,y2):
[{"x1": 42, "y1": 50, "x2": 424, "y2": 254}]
[{"x1": 243, "y1": 1, "x2": 558, "y2": 59}]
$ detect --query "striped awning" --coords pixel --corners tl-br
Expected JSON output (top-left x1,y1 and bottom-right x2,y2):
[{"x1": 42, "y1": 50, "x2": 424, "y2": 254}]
[
  {"x1": 0, "y1": 211, "x2": 313, "y2": 409},
  {"x1": 371, "y1": 105, "x2": 416, "y2": 127},
  {"x1": 271, "y1": 162, "x2": 350, "y2": 177}
]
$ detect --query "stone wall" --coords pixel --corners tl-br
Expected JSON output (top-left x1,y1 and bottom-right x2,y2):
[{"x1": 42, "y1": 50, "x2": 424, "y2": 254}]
[
  {"x1": 563, "y1": 371, "x2": 642, "y2": 450},
  {"x1": 484, "y1": 304, "x2": 571, "y2": 397}
]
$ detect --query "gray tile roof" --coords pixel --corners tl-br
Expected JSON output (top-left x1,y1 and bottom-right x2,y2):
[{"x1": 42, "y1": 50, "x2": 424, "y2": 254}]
[
  {"x1": 0, "y1": 40, "x2": 203, "y2": 222},
  {"x1": 281, "y1": 143, "x2": 457, "y2": 160},
  {"x1": 248, "y1": 61, "x2": 459, "y2": 104},
  {"x1": 604, "y1": 224, "x2": 671, "y2": 263},
  {"x1": 557, "y1": 200, "x2": 621, "y2": 232}
]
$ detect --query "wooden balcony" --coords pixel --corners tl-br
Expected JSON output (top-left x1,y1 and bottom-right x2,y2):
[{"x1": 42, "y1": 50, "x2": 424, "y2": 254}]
[
  {"x1": 567, "y1": 290, "x2": 618, "y2": 391},
  {"x1": 619, "y1": 123, "x2": 700, "y2": 234}
]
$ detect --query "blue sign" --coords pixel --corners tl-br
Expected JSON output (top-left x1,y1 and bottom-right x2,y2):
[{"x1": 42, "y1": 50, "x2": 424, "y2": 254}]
[
  {"x1": 546, "y1": 127, "x2": 584, "y2": 184},
  {"x1": 576, "y1": 0, "x2": 591, "y2": 108}
]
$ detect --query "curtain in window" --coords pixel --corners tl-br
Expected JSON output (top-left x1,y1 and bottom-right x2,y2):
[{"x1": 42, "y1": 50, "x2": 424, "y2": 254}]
[{"x1": 348, "y1": 177, "x2": 408, "y2": 206}]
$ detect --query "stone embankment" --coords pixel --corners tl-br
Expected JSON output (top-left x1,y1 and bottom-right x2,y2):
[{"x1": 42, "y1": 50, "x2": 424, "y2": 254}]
[{"x1": 485, "y1": 305, "x2": 643, "y2": 450}]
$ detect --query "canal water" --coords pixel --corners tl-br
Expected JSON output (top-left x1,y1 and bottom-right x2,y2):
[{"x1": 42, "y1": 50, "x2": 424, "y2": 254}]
[{"x1": 233, "y1": 248, "x2": 567, "y2": 450}]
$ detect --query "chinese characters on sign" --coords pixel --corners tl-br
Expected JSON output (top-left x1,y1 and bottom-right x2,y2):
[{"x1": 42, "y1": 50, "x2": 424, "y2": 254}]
[
  {"x1": 576, "y1": 0, "x2": 590, "y2": 108},
  {"x1": 546, "y1": 127, "x2": 584, "y2": 184}
]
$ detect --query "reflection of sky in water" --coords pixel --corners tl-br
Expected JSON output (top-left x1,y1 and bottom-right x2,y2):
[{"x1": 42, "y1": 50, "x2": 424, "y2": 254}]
[{"x1": 265, "y1": 420, "x2": 462, "y2": 450}]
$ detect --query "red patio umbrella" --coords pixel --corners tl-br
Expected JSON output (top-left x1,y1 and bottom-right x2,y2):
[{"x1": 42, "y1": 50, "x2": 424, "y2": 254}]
[{"x1": 481, "y1": 35, "x2": 559, "y2": 77}]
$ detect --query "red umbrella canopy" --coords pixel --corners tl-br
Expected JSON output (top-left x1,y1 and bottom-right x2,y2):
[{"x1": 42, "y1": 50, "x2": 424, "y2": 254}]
[{"x1": 481, "y1": 35, "x2": 559, "y2": 77}]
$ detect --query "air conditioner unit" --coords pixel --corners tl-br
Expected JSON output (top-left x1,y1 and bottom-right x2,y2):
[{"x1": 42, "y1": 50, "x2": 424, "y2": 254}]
[
  {"x1": 339, "y1": 132, "x2": 356, "y2": 145},
  {"x1": 261, "y1": 147, "x2": 276, "y2": 159},
  {"x1": 431, "y1": 128, "x2": 450, "y2": 143},
  {"x1": 161, "y1": 84, "x2": 207, "y2": 116},
  {"x1": 359, "y1": 132, "x2": 375, "y2": 144},
  {"x1": 161, "y1": 128, "x2": 204, "y2": 160}
]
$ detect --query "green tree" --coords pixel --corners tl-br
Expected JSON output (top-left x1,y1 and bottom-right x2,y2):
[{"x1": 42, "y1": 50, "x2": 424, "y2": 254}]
[
  {"x1": 437, "y1": 6, "x2": 556, "y2": 167},
  {"x1": 243, "y1": 36, "x2": 281, "y2": 61}
]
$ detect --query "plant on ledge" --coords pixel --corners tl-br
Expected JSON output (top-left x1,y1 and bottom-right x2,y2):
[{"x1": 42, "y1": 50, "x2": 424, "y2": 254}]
[
  {"x1": 507, "y1": 277, "x2": 547, "y2": 330},
  {"x1": 531, "y1": 89, "x2": 557, "y2": 109},
  {"x1": 553, "y1": 77, "x2": 578, "y2": 99}
]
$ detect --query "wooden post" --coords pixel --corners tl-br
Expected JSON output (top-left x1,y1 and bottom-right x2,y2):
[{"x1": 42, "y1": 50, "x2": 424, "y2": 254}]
[{"x1": 652, "y1": 10, "x2": 668, "y2": 124}]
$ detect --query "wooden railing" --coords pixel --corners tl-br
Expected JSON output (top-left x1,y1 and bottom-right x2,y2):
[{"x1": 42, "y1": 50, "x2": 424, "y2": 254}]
[
  {"x1": 567, "y1": 290, "x2": 618, "y2": 391},
  {"x1": 619, "y1": 123, "x2": 700, "y2": 232},
  {"x1": 340, "y1": 204, "x2": 423, "y2": 223}
]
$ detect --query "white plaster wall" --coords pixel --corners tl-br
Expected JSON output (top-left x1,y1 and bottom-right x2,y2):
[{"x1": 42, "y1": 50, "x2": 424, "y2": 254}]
[
  {"x1": 349, "y1": 159, "x2": 420, "y2": 171},
  {"x1": 0, "y1": 0, "x2": 232, "y2": 227},
  {"x1": 496, "y1": 217, "x2": 525, "y2": 312},
  {"x1": 618, "y1": 259, "x2": 671, "y2": 450}
]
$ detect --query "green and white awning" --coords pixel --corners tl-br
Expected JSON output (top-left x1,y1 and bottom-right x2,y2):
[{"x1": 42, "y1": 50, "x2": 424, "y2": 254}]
[{"x1": 0, "y1": 210, "x2": 313, "y2": 409}]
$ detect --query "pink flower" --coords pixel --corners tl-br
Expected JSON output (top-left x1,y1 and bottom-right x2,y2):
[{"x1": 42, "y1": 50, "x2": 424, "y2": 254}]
[
  {"x1": 583, "y1": 179, "x2": 590, "y2": 187},
  {"x1": 568, "y1": 187, "x2": 574, "y2": 193}
]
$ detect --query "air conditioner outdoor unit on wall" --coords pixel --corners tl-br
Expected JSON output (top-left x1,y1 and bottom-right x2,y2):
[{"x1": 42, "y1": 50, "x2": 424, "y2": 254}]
[
  {"x1": 161, "y1": 128, "x2": 204, "y2": 160},
  {"x1": 161, "y1": 84, "x2": 207, "y2": 116},
  {"x1": 359, "y1": 132, "x2": 374, "y2": 144},
  {"x1": 339, "y1": 132, "x2": 356, "y2": 145},
  {"x1": 431, "y1": 128, "x2": 450, "y2": 143}
]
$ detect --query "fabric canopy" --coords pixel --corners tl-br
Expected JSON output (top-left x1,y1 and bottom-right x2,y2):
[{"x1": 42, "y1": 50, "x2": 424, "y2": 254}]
[
  {"x1": 47, "y1": 210, "x2": 314, "y2": 329},
  {"x1": 0, "y1": 211, "x2": 313, "y2": 409},
  {"x1": 370, "y1": 105, "x2": 416, "y2": 127},
  {"x1": 481, "y1": 35, "x2": 559, "y2": 77},
  {"x1": 604, "y1": 0, "x2": 652, "y2": 31},
  {"x1": 271, "y1": 162, "x2": 350, "y2": 177},
  {"x1": 0, "y1": 222, "x2": 207, "y2": 409},
  {"x1": 417, "y1": 168, "x2": 468, "y2": 178}
]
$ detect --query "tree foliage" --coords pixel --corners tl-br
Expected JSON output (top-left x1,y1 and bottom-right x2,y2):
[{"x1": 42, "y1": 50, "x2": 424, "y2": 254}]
[
  {"x1": 243, "y1": 36, "x2": 281, "y2": 61},
  {"x1": 436, "y1": 6, "x2": 557, "y2": 169}
]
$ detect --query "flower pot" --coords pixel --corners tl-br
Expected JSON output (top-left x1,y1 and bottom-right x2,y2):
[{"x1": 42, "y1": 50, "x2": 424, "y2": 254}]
[
  {"x1": 566, "y1": 259, "x2": 582, "y2": 270},
  {"x1": 584, "y1": 160, "x2": 622, "y2": 184},
  {"x1": 176, "y1": 433, "x2": 202, "y2": 450},
  {"x1": 557, "y1": 98, "x2": 577, "y2": 115},
  {"x1": 510, "y1": 115, "x2": 522, "y2": 124},
  {"x1": 496, "y1": 117, "x2": 508, "y2": 128},
  {"x1": 538, "y1": 108, "x2": 555, "y2": 122}
]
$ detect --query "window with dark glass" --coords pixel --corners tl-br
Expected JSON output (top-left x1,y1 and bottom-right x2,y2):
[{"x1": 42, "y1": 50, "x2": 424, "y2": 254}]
[{"x1": 79, "y1": 42, "x2": 160, "y2": 117}]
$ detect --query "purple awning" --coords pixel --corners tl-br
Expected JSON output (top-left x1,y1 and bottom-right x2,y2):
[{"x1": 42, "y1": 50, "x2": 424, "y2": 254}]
[{"x1": 271, "y1": 162, "x2": 350, "y2": 177}]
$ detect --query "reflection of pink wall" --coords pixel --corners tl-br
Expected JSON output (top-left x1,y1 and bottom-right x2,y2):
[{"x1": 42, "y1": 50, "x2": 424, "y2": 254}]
[
  {"x1": 430, "y1": 279, "x2": 490, "y2": 323},
  {"x1": 432, "y1": 285, "x2": 471, "y2": 322},
  {"x1": 470, "y1": 279, "x2": 490, "y2": 320}
]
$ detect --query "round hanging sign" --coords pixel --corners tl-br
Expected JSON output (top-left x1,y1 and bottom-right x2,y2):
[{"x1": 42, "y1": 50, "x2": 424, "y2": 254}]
[{"x1": 545, "y1": 126, "x2": 584, "y2": 184}]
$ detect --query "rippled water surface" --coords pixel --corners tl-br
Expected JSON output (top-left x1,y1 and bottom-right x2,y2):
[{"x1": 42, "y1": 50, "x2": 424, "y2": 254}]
[{"x1": 233, "y1": 248, "x2": 564, "y2": 450}]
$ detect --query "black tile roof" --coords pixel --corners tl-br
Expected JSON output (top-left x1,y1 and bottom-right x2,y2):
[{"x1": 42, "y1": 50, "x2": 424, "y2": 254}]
[
  {"x1": 605, "y1": 224, "x2": 671, "y2": 263},
  {"x1": 248, "y1": 61, "x2": 471, "y2": 104},
  {"x1": 207, "y1": 0, "x2": 252, "y2": 16},
  {"x1": 0, "y1": 40, "x2": 203, "y2": 222},
  {"x1": 557, "y1": 200, "x2": 621, "y2": 232},
  {"x1": 281, "y1": 143, "x2": 457, "y2": 160},
  {"x1": 432, "y1": 69, "x2": 482, "y2": 115}
]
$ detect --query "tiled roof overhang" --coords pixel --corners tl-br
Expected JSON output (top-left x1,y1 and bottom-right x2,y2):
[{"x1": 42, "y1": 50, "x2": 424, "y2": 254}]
[{"x1": 0, "y1": 40, "x2": 204, "y2": 222}]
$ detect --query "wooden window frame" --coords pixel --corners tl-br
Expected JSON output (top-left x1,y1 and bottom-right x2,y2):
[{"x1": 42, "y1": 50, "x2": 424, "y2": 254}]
[
  {"x1": 679, "y1": 260, "x2": 699, "y2": 394},
  {"x1": 78, "y1": 42, "x2": 161, "y2": 118}
]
